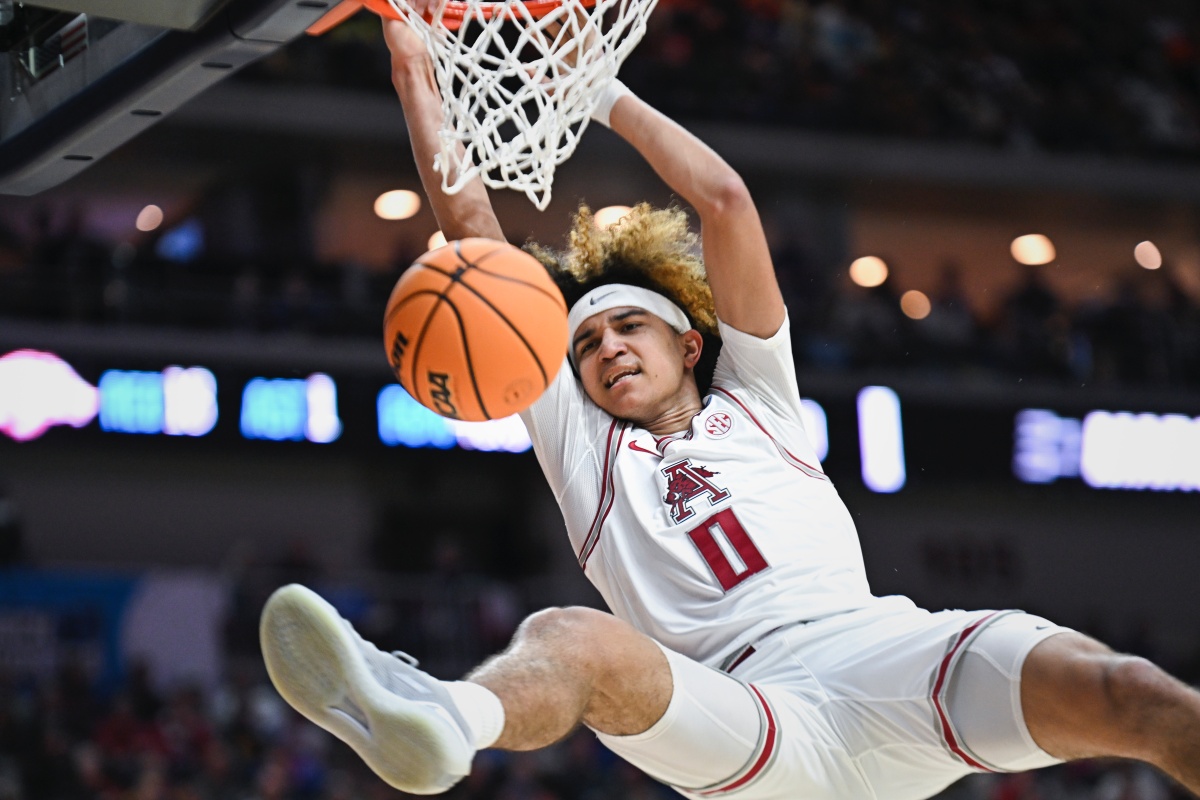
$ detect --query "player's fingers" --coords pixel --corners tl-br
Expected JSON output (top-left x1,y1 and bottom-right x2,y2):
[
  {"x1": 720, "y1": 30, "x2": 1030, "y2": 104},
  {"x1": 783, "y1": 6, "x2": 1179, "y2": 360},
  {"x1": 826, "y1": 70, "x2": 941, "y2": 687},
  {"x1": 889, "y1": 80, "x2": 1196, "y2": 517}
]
[
  {"x1": 398, "y1": 0, "x2": 438, "y2": 19},
  {"x1": 530, "y1": 14, "x2": 561, "y2": 54},
  {"x1": 427, "y1": 0, "x2": 451, "y2": 20},
  {"x1": 529, "y1": 18, "x2": 569, "y2": 79},
  {"x1": 380, "y1": 15, "x2": 432, "y2": 68},
  {"x1": 535, "y1": 15, "x2": 580, "y2": 70},
  {"x1": 381, "y1": 16, "x2": 407, "y2": 49},
  {"x1": 522, "y1": 62, "x2": 559, "y2": 97}
]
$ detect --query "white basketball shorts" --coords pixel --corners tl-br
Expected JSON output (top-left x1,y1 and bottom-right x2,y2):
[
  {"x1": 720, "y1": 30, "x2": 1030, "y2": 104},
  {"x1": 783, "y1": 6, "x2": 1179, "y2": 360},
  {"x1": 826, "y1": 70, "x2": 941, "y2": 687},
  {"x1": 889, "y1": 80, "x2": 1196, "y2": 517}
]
[{"x1": 592, "y1": 597, "x2": 1070, "y2": 800}]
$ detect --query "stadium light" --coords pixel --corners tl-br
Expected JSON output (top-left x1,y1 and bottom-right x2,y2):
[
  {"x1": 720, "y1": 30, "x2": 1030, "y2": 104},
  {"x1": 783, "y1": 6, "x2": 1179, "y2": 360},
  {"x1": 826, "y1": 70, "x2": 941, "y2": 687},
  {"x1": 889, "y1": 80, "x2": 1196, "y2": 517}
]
[
  {"x1": 1010, "y1": 234, "x2": 1055, "y2": 265},
  {"x1": 136, "y1": 204, "x2": 164, "y2": 232},
  {"x1": 1134, "y1": 241, "x2": 1162, "y2": 270},
  {"x1": 374, "y1": 190, "x2": 421, "y2": 221},
  {"x1": 900, "y1": 290, "x2": 931, "y2": 320},
  {"x1": 428, "y1": 231, "x2": 447, "y2": 250},
  {"x1": 594, "y1": 205, "x2": 633, "y2": 230},
  {"x1": 849, "y1": 256, "x2": 888, "y2": 288}
]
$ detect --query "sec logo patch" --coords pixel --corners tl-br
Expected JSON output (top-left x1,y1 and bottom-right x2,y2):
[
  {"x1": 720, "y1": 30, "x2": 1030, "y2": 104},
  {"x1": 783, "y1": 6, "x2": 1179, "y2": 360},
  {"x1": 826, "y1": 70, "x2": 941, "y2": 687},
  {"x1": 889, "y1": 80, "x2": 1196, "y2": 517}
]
[{"x1": 704, "y1": 412, "x2": 733, "y2": 438}]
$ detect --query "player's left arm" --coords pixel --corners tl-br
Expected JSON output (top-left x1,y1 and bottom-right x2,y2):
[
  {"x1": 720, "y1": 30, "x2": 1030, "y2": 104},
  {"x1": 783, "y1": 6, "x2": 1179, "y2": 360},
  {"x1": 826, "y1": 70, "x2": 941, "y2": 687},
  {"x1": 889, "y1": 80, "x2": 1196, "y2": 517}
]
[{"x1": 605, "y1": 91, "x2": 786, "y2": 339}]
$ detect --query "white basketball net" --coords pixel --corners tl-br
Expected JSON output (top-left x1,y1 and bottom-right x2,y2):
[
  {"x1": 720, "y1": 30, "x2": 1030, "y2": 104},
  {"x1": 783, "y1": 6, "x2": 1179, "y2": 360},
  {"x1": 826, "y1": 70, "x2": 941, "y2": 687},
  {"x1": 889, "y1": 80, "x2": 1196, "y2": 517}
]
[{"x1": 385, "y1": 0, "x2": 658, "y2": 209}]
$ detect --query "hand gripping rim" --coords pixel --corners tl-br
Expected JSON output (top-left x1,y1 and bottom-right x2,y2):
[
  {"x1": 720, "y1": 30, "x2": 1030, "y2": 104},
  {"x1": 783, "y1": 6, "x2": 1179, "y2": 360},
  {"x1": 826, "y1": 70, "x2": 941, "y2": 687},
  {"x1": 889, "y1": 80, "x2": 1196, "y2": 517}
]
[{"x1": 362, "y1": 0, "x2": 598, "y2": 30}]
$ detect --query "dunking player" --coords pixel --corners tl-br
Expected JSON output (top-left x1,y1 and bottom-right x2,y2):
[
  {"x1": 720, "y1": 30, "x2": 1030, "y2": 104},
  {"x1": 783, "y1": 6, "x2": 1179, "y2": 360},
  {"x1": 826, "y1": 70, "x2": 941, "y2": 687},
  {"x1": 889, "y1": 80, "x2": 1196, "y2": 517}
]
[{"x1": 259, "y1": 13, "x2": 1200, "y2": 800}]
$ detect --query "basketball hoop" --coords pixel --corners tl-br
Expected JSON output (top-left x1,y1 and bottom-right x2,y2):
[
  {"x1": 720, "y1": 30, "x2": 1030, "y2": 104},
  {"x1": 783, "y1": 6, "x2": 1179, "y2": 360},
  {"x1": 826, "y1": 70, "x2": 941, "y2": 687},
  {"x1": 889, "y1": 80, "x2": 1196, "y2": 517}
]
[
  {"x1": 368, "y1": 0, "x2": 658, "y2": 209},
  {"x1": 363, "y1": 0, "x2": 598, "y2": 30}
]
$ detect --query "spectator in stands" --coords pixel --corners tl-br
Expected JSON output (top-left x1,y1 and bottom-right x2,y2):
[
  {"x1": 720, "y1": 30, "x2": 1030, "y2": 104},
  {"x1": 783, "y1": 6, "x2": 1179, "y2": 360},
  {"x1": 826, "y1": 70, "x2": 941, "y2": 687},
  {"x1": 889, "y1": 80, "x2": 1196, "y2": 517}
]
[
  {"x1": 993, "y1": 262, "x2": 1070, "y2": 378},
  {"x1": 920, "y1": 260, "x2": 983, "y2": 370},
  {"x1": 821, "y1": 267, "x2": 910, "y2": 369},
  {"x1": 1084, "y1": 270, "x2": 1182, "y2": 385},
  {"x1": 28, "y1": 205, "x2": 108, "y2": 323},
  {"x1": 92, "y1": 692, "x2": 170, "y2": 793}
]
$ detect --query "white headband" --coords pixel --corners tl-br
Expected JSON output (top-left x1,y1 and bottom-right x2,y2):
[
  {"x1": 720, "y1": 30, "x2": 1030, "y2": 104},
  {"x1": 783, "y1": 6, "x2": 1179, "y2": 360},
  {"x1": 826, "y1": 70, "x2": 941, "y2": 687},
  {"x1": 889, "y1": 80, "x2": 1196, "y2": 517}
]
[{"x1": 568, "y1": 284, "x2": 692, "y2": 365}]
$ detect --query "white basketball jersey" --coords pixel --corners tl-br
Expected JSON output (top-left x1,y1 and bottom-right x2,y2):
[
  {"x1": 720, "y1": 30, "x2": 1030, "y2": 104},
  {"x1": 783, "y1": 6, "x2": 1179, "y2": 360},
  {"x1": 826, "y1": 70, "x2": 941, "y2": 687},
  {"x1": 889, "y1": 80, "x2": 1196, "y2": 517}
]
[{"x1": 520, "y1": 314, "x2": 874, "y2": 668}]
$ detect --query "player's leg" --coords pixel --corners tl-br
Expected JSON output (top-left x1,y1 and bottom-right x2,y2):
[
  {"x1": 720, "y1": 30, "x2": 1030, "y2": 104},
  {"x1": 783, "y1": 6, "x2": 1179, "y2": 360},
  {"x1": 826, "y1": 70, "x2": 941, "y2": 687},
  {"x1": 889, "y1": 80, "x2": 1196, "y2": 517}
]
[
  {"x1": 261, "y1": 586, "x2": 822, "y2": 797},
  {"x1": 466, "y1": 604, "x2": 672, "y2": 748},
  {"x1": 1019, "y1": 632, "x2": 1200, "y2": 793},
  {"x1": 470, "y1": 606, "x2": 823, "y2": 798},
  {"x1": 260, "y1": 585, "x2": 700, "y2": 793}
]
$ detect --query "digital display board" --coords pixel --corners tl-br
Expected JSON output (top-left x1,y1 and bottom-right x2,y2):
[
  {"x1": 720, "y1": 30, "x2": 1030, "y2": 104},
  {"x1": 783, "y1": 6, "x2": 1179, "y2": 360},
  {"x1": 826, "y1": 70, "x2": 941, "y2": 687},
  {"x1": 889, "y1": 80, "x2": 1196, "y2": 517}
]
[
  {"x1": 0, "y1": 348, "x2": 537, "y2": 454},
  {"x1": 4, "y1": 347, "x2": 1200, "y2": 497},
  {"x1": 1014, "y1": 408, "x2": 1200, "y2": 492}
]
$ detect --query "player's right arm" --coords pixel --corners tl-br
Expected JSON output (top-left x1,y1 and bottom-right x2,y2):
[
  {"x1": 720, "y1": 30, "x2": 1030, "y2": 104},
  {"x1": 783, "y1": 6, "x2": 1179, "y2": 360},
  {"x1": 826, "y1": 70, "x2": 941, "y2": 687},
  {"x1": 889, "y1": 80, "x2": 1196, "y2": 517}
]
[{"x1": 383, "y1": 18, "x2": 505, "y2": 242}]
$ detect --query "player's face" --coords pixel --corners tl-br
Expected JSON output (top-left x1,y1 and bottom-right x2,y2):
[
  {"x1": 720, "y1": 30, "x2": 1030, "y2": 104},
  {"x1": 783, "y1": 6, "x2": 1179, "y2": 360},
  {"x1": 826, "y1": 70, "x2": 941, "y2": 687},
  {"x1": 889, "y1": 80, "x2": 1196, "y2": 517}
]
[{"x1": 572, "y1": 307, "x2": 702, "y2": 424}]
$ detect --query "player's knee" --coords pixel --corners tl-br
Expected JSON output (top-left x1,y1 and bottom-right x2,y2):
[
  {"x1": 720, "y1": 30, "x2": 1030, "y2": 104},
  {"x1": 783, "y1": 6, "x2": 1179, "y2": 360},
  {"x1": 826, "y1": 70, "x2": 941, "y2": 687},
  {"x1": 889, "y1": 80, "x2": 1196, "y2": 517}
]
[
  {"x1": 516, "y1": 606, "x2": 610, "y2": 651},
  {"x1": 515, "y1": 606, "x2": 645, "y2": 680}
]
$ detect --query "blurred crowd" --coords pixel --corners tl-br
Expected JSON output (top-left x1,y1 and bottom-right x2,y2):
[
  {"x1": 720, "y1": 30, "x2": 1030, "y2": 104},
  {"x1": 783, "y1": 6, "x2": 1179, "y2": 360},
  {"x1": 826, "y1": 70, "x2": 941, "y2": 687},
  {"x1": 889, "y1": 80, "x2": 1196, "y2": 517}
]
[
  {"x1": 629, "y1": 0, "x2": 1200, "y2": 158},
  {"x1": 1, "y1": 562, "x2": 1197, "y2": 800},
  {"x1": 0, "y1": 204, "x2": 392, "y2": 340},
  {"x1": 254, "y1": 0, "x2": 1200, "y2": 160},
  {"x1": 791, "y1": 257, "x2": 1200, "y2": 387},
  {"x1": 4, "y1": 206, "x2": 1200, "y2": 391}
]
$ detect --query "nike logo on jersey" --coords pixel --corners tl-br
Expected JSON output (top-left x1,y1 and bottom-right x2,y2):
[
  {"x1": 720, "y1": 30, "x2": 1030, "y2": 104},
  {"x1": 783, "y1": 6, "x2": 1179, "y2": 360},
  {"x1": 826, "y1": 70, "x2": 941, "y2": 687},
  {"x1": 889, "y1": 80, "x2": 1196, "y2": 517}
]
[{"x1": 628, "y1": 441, "x2": 659, "y2": 456}]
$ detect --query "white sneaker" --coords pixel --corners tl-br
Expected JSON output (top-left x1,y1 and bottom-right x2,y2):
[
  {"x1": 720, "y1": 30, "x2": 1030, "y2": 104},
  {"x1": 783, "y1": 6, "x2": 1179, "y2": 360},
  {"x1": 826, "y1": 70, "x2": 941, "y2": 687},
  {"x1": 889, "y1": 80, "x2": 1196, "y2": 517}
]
[{"x1": 260, "y1": 584, "x2": 474, "y2": 794}]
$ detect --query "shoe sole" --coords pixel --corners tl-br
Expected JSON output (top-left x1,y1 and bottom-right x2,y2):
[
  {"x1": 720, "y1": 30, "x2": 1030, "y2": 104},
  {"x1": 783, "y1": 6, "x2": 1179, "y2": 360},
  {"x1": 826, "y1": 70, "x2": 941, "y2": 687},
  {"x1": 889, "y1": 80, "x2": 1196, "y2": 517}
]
[{"x1": 260, "y1": 584, "x2": 469, "y2": 794}]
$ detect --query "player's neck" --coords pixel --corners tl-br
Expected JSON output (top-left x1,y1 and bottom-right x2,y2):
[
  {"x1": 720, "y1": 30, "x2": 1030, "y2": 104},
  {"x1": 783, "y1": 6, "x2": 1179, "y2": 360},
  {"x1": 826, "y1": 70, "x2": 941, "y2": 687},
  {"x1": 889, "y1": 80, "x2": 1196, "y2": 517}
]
[{"x1": 638, "y1": 389, "x2": 703, "y2": 436}]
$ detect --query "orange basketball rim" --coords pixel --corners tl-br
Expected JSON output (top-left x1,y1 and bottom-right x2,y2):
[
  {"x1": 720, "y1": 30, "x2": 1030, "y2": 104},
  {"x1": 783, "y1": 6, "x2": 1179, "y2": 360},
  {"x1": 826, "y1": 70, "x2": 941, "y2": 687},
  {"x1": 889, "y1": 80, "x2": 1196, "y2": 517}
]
[{"x1": 308, "y1": 0, "x2": 598, "y2": 35}]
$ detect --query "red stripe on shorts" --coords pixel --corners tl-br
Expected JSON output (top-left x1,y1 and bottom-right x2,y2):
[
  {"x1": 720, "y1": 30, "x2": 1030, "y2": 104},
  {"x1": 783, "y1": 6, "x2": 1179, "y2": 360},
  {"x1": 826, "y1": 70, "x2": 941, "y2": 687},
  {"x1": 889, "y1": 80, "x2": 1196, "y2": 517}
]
[
  {"x1": 699, "y1": 684, "x2": 777, "y2": 795},
  {"x1": 931, "y1": 612, "x2": 1001, "y2": 772}
]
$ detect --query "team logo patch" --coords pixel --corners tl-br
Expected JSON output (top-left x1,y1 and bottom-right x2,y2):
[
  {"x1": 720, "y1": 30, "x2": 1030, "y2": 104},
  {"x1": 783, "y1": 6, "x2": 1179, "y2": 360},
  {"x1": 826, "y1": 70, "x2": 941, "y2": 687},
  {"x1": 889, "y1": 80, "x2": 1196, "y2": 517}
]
[
  {"x1": 704, "y1": 412, "x2": 733, "y2": 438},
  {"x1": 661, "y1": 459, "x2": 731, "y2": 523}
]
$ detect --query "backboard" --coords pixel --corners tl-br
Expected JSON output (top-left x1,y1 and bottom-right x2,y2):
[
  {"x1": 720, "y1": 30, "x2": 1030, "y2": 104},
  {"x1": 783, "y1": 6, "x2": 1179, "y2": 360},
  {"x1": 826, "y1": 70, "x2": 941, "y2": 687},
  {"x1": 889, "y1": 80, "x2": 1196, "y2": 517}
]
[{"x1": 0, "y1": 0, "x2": 337, "y2": 196}]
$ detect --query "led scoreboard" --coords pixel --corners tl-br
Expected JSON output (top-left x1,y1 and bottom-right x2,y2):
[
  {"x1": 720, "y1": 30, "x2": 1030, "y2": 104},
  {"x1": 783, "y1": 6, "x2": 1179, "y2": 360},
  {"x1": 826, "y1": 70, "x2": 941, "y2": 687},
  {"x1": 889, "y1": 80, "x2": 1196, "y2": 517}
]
[
  {"x1": 3, "y1": 347, "x2": 1200, "y2": 496},
  {"x1": 0, "y1": 348, "x2": 536, "y2": 453}
]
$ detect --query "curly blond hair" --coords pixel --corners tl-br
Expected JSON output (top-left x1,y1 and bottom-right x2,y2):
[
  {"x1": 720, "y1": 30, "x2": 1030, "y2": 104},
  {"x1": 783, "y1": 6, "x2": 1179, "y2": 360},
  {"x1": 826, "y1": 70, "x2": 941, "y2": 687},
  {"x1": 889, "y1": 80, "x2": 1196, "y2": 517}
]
[{"x1": 527, "y1": 203, "x2": 719, "y2": 335}]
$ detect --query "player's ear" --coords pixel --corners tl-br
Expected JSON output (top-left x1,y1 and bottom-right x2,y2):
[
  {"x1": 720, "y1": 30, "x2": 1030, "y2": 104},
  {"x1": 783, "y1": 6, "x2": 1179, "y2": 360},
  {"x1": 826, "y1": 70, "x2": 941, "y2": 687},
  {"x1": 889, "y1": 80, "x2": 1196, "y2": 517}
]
[{"x1": 680, "y1": 329, "x2": 703, "y2": 369}]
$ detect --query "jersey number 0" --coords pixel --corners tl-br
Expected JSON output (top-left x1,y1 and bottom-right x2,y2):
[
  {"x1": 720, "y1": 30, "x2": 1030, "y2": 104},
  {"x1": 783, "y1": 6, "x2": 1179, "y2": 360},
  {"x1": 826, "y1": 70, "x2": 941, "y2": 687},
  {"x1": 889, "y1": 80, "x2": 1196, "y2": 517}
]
[{"x1": 687, "y1": 508, "x2": 768, "y2": 591}]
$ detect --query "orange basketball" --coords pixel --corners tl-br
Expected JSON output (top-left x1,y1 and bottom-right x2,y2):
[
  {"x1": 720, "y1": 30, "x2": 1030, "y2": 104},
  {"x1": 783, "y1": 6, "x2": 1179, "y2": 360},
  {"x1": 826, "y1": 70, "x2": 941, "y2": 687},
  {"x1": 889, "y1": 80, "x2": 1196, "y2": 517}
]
[{"x1": 383, "y1": 238, "x2": 568, "y2": 422}]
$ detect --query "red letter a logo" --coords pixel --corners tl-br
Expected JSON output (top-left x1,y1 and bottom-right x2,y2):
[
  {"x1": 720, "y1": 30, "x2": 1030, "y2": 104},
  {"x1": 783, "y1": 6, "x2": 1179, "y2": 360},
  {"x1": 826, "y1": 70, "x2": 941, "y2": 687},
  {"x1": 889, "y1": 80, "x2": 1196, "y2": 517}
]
[{"x1": 661, "y1": 459, "x2": 731, "y2": 524}]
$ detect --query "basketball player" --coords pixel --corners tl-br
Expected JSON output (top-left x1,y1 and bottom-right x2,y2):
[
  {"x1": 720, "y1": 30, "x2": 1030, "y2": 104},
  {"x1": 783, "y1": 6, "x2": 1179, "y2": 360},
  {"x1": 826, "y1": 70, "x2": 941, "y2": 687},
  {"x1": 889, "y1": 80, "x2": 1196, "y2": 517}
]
[{"x1": 258, "y1": 15, "x2": 1200, "y2": 800}]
